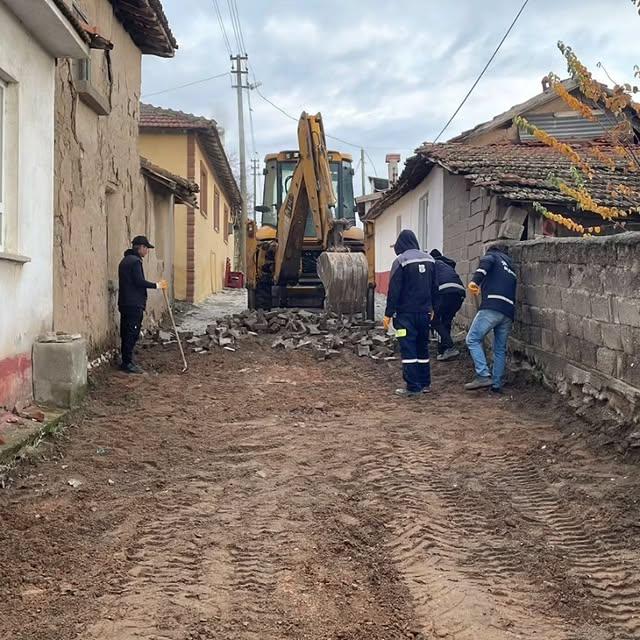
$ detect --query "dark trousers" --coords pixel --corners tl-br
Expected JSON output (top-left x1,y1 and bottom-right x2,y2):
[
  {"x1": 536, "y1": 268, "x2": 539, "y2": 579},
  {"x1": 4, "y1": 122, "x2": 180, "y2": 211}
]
[
  {"x1": 433, "y1": 293, "x2": 464, "y2": 354},
  {"x1": 120, "y1": 306, "x2": 144, "y2": 366},
  {"x1": 395, "y1": 312, "x2": 431, "y2": 392}
]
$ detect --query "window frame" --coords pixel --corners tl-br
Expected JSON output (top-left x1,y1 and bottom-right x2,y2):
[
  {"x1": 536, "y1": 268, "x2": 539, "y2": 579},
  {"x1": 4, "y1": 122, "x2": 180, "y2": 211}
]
[
  {"x1": 214, "y1": 186, "x2": 220, "y2": 232},
  {"x1": 199, "y1": 161, "x2": 208, "y2": 218},
  {"x1": 0, "y1": 79, "x2": 5, "y2": 251}
]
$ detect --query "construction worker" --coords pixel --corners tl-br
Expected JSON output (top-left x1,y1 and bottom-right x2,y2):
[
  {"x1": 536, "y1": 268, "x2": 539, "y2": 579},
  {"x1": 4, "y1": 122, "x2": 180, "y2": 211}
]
[
  {"x1": 430, "y1": 249, "x2": 465, "y2": 361},
  {"x1": 383, "y1": 230, "x2": 438, "y2": 397},
  {"x1": 465, "y1": 243, "x2": 517, "y2": 393},
  {"x1": 118, "y1": 235, "x2": 167, "y2": 374}
]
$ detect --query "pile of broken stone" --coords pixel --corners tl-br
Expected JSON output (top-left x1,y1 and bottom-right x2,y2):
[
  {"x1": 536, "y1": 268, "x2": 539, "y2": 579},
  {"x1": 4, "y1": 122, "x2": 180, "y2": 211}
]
[{"x1": 153, "y1": 309, "x2": 398, "y2": 360}]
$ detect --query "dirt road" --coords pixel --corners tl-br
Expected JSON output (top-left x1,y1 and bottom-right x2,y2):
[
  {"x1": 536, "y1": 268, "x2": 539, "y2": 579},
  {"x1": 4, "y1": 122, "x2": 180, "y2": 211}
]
[{"x1": 2, "y1": 338, "x2": 640, "y2": 640}]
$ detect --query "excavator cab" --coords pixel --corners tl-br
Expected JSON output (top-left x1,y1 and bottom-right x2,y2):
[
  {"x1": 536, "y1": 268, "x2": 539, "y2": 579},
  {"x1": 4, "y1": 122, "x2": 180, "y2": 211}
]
[{"x1": 246, "y1": 113, "x2": 375, "y2": 318}]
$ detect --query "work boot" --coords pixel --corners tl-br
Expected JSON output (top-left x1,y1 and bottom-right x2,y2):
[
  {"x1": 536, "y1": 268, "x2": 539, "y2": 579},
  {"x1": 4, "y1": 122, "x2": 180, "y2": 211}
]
[
  {"x1": 491, "y1": 386, "x2": 503, "y2": 395},
  {"x1": 120, "y1": 362, "x2": 144, "y2": 374},
  {"x1": 437, "y1": 348, "x2": 460, "y2": 362},
  {"x1": 422, "y1": 386, "x2": 432, "y2": 394},
  {"x1": 395, "y1": 388, "x2": 421, "y2": 398},
  {"x1": 464, "y1": 376, "x2": 492, "y2": 390}
]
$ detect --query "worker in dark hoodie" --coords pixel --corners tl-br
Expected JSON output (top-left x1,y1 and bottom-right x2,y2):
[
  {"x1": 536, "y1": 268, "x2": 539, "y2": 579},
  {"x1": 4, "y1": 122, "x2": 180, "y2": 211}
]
[
  {"x1": 383, "y1": 230, "x2": 439, "y2": 397},
  {"x1": 465, "y1": 243, "x2": 517, "y2": 392},
  {"x1": 430, "y1": 249, "x2": 466, "y2": 361},
  {"x1": 118, "y1": 235, "x2": 167, "y2": 374}
]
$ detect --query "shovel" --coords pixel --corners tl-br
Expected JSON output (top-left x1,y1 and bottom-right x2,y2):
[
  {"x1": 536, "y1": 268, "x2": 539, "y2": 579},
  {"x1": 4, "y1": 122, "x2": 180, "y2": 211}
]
[{"x1": 162, "y1": 288, "x2": 188, "y2": 373}]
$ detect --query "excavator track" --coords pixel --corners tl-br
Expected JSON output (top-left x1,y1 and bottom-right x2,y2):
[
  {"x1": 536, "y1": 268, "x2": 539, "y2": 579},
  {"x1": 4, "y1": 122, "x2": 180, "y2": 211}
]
[{"x1": 316, "y1": 251, "x2": 368, "y2": 316}]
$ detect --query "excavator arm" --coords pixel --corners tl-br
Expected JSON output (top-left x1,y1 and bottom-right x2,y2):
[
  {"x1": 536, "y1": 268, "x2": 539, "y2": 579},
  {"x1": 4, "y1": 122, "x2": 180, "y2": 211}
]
[{"x1": 274, "y1": 112, "x2": 336, "y2": 284}]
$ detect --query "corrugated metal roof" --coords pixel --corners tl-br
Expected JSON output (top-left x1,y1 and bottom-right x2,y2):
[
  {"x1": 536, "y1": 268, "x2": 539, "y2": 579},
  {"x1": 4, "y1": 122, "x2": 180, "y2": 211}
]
[{"x1": 520, "y1": 112, "x2": 619, "y2": 141}]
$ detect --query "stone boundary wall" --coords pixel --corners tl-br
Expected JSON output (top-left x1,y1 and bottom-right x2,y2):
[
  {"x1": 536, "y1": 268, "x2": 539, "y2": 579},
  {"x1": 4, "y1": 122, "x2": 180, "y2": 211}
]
[{"x1": 510, "y1": 233, "x2": 640, "y2": 424}]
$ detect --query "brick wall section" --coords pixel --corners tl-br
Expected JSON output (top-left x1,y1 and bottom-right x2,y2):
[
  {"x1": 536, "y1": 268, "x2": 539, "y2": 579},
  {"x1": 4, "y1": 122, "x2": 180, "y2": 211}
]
[
  {"x1": 186, "y1": 133, "x2": 196, "y2": 303},
  {"x1": 510, "y1": 233, "x2": 640, "y2": 422}
]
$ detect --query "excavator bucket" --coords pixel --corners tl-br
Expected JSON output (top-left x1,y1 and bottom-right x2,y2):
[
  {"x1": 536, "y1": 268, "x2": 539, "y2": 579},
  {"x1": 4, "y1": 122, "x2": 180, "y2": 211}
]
[{"x1": 316, "y1": 251, "x2": 368, "y2": 316}]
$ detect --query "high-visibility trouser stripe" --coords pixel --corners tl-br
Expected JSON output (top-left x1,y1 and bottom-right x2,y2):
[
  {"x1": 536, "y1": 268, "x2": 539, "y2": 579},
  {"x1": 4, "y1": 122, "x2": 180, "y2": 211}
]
[
  {"x1": 417, "y1": 359, "x2": 430, "y2": 363},
  {"x1": 439, "y1": 282, "x2": 465, "y2": 291},
  {"x1": 487, "y1": 294, "x2": 514, "y2": 305},
  {"x1": 402, "y1": 359, "x2": 418, "y2": 364},
  {"x1": 475, "y1": 268, "x2": 487, "y2": 275}
]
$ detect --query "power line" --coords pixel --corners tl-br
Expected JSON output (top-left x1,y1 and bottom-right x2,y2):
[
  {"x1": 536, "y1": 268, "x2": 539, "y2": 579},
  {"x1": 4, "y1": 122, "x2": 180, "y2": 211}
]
[
  {"x1": 433, "y1": 0, "x2": 530, "y2": 143},
  {"x1": 229, "y1": 0, "x2": 247, "y2": 54},
  {"x1": 141, "y1": 71, "x2": 229, "y2": 98},
  {"x1": 226, "y1": 0, "x2": 242, "y2": 52},
  {"x1": 364, "y1": 150, "x2": 380, "y2": 177},
  {"x1": 211, "y1": 0, "x2": 232, "y2": 55}
]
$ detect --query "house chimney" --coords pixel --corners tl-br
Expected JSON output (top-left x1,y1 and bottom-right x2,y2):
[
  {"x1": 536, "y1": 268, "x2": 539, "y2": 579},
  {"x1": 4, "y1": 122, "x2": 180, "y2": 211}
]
[
  {"x1": 541, "y1": 75, "x2": 550, "y2": 92},
  {"x1": 385, "y1": 153, "x2": 401, "y2": 186}
]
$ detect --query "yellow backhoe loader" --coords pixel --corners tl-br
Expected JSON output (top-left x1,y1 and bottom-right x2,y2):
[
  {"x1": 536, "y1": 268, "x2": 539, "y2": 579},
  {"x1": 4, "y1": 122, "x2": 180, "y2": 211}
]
[{"x1": 246, "y1": 112, "x2": 376, "y2": 319}]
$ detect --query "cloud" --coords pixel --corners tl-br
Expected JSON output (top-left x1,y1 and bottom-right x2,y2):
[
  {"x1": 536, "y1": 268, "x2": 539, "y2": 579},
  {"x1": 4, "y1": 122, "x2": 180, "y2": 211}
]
[{"x1": 143, "y1": 0, "x2": 640, "y2": 194}]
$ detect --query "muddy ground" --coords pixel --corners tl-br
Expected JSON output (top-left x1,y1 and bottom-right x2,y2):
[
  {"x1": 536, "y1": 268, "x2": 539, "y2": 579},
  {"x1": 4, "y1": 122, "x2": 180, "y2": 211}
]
[{"x1": 2, "y1": 336, "x2": 640, "y2": 640}]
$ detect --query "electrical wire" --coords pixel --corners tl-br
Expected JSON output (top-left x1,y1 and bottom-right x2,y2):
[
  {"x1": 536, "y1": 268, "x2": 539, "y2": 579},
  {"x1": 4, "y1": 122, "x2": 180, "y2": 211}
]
[
  {"x1": 364, "y1": 150, "x2": 380, "y2": 178},
  {"x1": 433, "y1": 0, "x2": 530, "y2": 143},
  {"x1": 229, "y1": 0, "x2": 247, "y2": 54},
  {"x1": 211, "y1": 0, "x2": 233, "y2": 55},
  {"x1": 141, "y1": 72, "x2": 230, "y2": 98},
  {"x1": 226, "y1": 0, "x2": 242, "y2": 53}
]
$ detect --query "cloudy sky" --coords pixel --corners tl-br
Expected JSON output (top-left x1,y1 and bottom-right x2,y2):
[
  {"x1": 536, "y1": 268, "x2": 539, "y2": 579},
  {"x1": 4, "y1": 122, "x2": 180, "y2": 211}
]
[{"x1": 142, "y1": 0, "x2": 640, "y2": 198}]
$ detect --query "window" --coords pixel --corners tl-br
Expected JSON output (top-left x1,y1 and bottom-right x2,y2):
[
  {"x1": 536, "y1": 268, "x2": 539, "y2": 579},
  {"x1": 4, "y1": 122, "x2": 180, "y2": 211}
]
[
  {"x1": 214, "y1": 186, "x2": 220, "y2": 231},
  {"x1": 396, "y1": 214, "x2": 402, "y2": 236},
  {"x1": 418, "y1": 192, "x2": 429, "y2": 251},
  {"x1": 0, "y1": 80, "x2": 5, "y2": 249},
  {"x1": 224, "y1": 204, "x2": 230, "y2": 243},
  {"x1": 199, "y1": 162, "x2": 208, "y2": 217}
]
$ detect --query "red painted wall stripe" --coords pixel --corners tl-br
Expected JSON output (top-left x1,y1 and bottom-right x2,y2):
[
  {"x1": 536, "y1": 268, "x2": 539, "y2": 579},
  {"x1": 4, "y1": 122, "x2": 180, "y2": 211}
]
[
  {"x1": 376, "y1": 271, "x2": 390, "y2": 296},
  {"x1": 0, "y1": 353, "x2": 32, "y2": 409}
]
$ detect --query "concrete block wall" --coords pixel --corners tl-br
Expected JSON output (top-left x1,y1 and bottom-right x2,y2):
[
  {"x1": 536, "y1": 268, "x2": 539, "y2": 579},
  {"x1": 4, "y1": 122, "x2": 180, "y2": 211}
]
[
  {"x1": 442, "y1": 174, "x2": 526, "y2": 327},
  {"x1": 510, "y1": 233, "x2": 640, "y2": 423}
]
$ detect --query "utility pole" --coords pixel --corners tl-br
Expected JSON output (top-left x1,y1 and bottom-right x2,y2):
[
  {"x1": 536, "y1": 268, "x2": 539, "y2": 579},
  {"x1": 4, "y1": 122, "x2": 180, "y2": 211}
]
[
  {"x1": 360, "y1": 148, "x2": 366, "y2": 197},
  {"x1": 251, "y1": 155, "x2": 260, "y2": 218},
  {"x1": 231, "y1": 54, "x2": 249, "y2": 272}
]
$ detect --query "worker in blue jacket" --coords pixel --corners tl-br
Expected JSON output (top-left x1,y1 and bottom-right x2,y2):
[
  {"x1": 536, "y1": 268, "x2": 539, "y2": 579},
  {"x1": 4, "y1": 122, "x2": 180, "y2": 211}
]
[
  {"x1": 430, "y1": 249, "x2": 466, "y2": 361},
  {"x1": 465, "y1": 243, "x2": 517, "y2": 392},
  {"x1": 383, "y1": 230, "x2": 439, "y2": 397}
]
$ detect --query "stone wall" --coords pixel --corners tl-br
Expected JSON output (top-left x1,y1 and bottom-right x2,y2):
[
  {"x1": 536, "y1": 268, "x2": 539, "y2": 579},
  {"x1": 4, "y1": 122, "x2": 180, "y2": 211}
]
[
  {"x1": 53, "y1": 0, "x2": 166, "y2": 353},
  {"x1": 442, "y1": 173, "x2": 530, "y2": 327},
  {"x1": 510, "y1": 233, "x2": 640, "y2": 423}
]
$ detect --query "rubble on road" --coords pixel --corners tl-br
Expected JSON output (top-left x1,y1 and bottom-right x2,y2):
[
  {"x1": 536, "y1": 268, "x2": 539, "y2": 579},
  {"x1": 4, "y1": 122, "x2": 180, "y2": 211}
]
[{"x1": 150, "y1": 309, "x2": 398, "y2": 361}]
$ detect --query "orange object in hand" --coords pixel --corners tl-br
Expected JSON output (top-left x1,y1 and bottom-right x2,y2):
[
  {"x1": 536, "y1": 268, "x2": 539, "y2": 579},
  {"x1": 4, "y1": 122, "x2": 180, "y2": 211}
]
[
  {"x1": 157, "y1": 279, "x2": 168, "y2": 290},
  {"x1": 468, "y1": 282, "x2": 480, "y2": 295},
  {"x1": 383, "y1": 316, "x2": 391, "y2": 331}
]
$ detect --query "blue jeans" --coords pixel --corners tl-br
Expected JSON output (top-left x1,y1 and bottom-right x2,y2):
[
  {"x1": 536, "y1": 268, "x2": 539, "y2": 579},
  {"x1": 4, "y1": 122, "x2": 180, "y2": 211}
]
[{"x1": 465, "y1": 309, "x2": 513, "y2": 388}]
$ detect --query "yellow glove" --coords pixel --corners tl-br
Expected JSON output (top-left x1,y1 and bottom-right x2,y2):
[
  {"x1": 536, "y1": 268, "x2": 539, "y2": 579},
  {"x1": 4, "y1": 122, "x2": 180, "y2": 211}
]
[
  {"x1": 468, "y1": 282, "x2": 480, "y2": 295},
  {"x1": 383, "y1": 316, "x2": 391, "y2": 331},
  {"x1": 156, "y1": 279, "x2": 168, "y2": 290}
]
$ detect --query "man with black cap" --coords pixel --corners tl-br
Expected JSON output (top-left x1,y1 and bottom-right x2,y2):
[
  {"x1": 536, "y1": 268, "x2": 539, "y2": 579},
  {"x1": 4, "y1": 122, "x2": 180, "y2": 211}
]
[
  {"x1": 430, "y1": 249, "x2": 466, "y2": 361},
  {"x1": 383, "y1": 230, "x2": 438, "y2": 397},
  {"x1": 118, "y1": 235, "x2": 167, "y2": 374}
]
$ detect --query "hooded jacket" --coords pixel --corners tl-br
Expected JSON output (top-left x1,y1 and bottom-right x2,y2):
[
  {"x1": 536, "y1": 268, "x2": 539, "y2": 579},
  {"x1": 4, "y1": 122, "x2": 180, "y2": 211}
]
[
  {"x1": 385, "y1": 230, "x2": 438, "y2": 317},
  {"x1": 471, "y1": 248, "x2": 517, "y2": 320},
  {"x1": 118, "y1": 249, "x2": 157, "y2": 310},
  {"x1": 430, "y1": 250, "x2": 465, "y2": 298}
]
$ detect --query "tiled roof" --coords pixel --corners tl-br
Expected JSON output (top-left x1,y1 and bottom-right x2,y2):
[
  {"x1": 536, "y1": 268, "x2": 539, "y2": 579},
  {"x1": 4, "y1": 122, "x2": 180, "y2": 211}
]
[
  {"x1": 52, "y1": 0, "x2": 176, "y2": 56},
  {"x1": 140, "y1": 103, "x2": 241, "y2": 210},
  {"x1": 140, "y1": 103, "x2": 216, "y2": 129},
  {"x1": 141, "y1": 157, "x2": 199, "y2": 207},
  {"x1": 111, "y1": 0, "x2": 177, "y2": 57},
  {"x1": 366, "y1": 142, "x2": 640, "y2": 220}
]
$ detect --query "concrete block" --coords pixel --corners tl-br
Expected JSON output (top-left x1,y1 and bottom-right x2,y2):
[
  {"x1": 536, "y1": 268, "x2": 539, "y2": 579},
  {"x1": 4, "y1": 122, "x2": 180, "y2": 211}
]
[
  {"x1": 498, "y1": 219, "x2": 525, "y2": 241},
  {"x1": 555, "y1": 310, "x2": 570, "y2": 336},
  {"x1": 470, "y1": 196, "x2": 488, "y2": 216},
  {"x1": 620, "y1": 325, "x2": 640, "y2": 355},
  {"x1": 467, "y1": 212, "x2": 485, "y2": 231},
  {"x1": 33, "y1": 338, "x2": 88, "y2": 408},
  {"x1": 566, "y1": 313, "x2": 585, "y2": 340},
  {"x1": 541, "y1": 328, "x2": 555, "y2": 352},
  {"x1": 541, "y1": 263, "x2": 557, "y2": 286},
  {"x1": 481, "y1": 221, "x2": 501, "y2": 243},
  {"x1": 590, "y1": 295, "x2": 613, "y2": 322},
  {"x1": 601, "y1": 323, "x2": 623, "y2": 351},
  {"x1": 596, "y1": 347, "x2": 618, "y2": 377},
  {"x1": 581, "y1": 342, "x2": 597, "y2": 369},
  {"x1": 561, "y1": 289, "x2": 591, "y2": 318},
  {"x1": 555, "y1": 263, "x2": 571, "y2": 289},
  {"x1": 612, "y1": 297, "x2": 640, "y2": 326},
  {"x1": 505, "y1": 205, "x2": 528, "y2": 226},
  {"x1": 470, "y1": 186, "x2": 484, "y2": 202},
  {"x1": 582, "y1": 318, "x2": 603, "y2": 346}
]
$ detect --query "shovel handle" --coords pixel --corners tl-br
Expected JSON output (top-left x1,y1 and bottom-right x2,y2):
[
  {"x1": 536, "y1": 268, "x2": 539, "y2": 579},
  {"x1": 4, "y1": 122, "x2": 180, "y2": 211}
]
[{"x1": 162, "y1": 288, "x2": 188, "y2": 372}]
